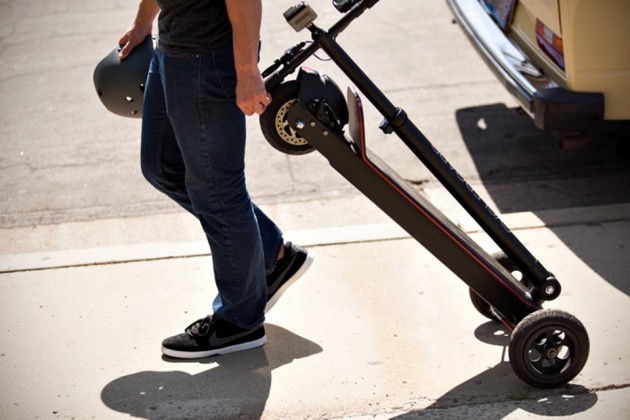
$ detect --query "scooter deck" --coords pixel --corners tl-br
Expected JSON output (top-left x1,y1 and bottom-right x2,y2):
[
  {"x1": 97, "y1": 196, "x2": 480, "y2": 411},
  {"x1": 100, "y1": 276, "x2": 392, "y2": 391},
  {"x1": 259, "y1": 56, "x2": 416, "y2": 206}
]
[{"x1": 288, "y1": 87, "x2": 540, "y2": 326}]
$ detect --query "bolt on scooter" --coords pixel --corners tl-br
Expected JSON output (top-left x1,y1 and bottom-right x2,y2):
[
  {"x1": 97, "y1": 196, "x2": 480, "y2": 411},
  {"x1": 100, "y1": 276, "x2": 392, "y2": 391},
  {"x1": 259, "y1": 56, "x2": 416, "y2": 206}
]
[{"x1": 259, "y1": 0, "x2": 589, "y2": 388}]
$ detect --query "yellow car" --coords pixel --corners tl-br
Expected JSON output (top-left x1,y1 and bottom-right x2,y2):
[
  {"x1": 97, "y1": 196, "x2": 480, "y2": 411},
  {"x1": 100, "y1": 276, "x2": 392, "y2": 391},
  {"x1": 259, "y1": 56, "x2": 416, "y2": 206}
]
[{"x1": 447, "y1": 0, "x2": 630, "y2": 137}]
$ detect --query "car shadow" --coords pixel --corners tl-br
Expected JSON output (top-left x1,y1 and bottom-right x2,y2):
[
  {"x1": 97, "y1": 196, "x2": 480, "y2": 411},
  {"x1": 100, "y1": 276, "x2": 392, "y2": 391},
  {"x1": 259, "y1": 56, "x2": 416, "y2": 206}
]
[
  {"x1": 100, "y1": 324, "x2": 322, "y2": 419},
  {"x1": 392, "y1": 322, "x2": 598, "y2": 418},
  {"x1": 454, "y1": 104, "x2": 630, "y2": 296}
]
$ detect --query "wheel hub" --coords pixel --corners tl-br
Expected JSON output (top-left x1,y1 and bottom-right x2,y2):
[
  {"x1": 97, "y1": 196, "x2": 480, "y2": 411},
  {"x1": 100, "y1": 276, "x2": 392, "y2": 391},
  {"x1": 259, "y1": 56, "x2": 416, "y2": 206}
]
[
  {"x1": 545, "y1": 347, "x2": 559, "y2": 359},
  {"x1": 275, "y1": 99, "x2": 308, "y2": 146}
]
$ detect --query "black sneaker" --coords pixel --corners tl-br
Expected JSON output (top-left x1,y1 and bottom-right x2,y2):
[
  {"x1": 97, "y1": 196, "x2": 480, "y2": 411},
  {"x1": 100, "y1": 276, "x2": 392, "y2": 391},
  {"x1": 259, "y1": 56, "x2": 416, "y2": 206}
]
[
  {"x1": 162, "y1": 316, "x2": 266, "y2": 359},
  {"x1": 265, "y1": 242, "x2": 313, "y2": 313}
]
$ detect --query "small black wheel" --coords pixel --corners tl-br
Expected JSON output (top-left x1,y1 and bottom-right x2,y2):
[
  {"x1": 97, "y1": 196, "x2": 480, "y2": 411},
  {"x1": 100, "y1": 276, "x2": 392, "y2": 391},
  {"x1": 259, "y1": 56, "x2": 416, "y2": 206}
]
[
  {"x1": 259, "y1": 80, "x2": 315, "y2": 155},
  {"x1": 509, "y1": 309, "x2": 589, "y2": 388},
  {"x1": 469, "y1": 252, "x2": 532, "y2": 321},
  {"x1": 469, "y1": 288, "x2": 496, "y2": 321}
]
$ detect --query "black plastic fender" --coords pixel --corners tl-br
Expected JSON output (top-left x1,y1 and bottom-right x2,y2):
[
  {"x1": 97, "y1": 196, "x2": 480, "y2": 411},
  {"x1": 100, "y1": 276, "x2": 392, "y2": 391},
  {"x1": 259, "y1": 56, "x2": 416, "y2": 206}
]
[{"x1": 296, "y1": 67, "x2": 349, "y2": 130}]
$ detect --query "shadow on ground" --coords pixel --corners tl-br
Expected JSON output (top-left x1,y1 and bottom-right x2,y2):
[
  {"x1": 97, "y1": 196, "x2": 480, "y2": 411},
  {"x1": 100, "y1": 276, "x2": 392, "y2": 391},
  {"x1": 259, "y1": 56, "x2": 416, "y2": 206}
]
[
  {"x1": 101, "y1": 324, "x2": 322, "y2": 419},
  {"x1": 455, "y1": 104, "x2": 630, "y2": 296},
  {"x1": 393, "y1": 322, "x2": 598, "y2": 419},
  {"x1": 455, "y1": 104, "x2": 630, "y2": 212}
]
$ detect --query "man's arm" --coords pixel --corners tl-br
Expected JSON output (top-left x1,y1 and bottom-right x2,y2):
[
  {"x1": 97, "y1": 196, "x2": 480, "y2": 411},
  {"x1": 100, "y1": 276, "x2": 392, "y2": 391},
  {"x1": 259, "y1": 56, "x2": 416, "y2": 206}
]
[
  {"x1": 225, "y1": 0, "x2": 271, "y2": 116},
  {"x1": 118, "y1": 0, "x2": 160, "y2": 60}
]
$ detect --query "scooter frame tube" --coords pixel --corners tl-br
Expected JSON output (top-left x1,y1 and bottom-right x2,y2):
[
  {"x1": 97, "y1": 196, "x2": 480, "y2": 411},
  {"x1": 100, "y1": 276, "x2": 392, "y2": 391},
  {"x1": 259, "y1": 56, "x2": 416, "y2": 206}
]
[
  {"x1": 313, "y1": 28, "x2": 555, "y2": 289},
  {"x1": 264, "y1": 0, "x2": 559, "y2": 299},
  {"x1": 286, "y1": 91, "x2": 539, "y2": 326}
]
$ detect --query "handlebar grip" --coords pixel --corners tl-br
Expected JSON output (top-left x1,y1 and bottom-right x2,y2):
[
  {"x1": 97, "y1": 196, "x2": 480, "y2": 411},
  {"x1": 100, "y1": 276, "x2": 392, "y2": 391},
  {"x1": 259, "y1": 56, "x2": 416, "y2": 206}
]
[
  {"x1": 332, "y1": 0, "x2": 359, "y2": 13},
  {"x1": 333, "y1": 0, "x2": 380, "y2": 13},
  {"x1": 264, "y1": 72, "x2": 285, "y2": 92}
]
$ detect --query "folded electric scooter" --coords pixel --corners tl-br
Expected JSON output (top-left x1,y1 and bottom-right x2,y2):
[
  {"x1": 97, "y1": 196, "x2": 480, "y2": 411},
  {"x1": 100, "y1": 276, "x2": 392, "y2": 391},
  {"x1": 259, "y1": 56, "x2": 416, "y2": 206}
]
[{"x1": 260, "y1": 0, "x2": 589, "y2": 388}]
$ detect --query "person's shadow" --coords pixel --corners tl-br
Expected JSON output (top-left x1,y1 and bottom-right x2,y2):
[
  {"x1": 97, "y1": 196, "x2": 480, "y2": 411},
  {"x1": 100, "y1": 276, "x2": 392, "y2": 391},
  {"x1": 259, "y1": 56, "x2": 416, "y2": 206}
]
[
  {"x1": 101, "y1": 324, "x2": 322, "y2": 419},
  {"x1": 392, "y1": 321, "x2": 598, "y2": 418}
]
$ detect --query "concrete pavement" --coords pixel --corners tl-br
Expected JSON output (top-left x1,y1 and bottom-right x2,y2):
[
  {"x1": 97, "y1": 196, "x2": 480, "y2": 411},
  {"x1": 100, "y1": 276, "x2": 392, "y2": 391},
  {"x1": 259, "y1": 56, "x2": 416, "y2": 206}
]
[
  {"x1": 1, "y1": 194, "x2": 629, "y2": 419},
  {"x1": 1, "y1": 0, "x2": 629, "y2": 418}
]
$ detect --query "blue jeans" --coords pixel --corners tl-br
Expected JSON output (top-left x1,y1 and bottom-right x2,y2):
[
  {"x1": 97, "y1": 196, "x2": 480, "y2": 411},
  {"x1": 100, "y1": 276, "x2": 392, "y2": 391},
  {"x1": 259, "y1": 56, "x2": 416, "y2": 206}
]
[{"x1": 140, "y1": 46, "x2": 283, "y2": 329}]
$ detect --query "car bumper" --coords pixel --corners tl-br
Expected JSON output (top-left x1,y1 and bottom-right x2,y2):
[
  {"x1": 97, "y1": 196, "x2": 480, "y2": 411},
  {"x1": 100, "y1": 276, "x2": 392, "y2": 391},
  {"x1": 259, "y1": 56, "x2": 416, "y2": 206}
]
[{"x1": 446, "y1": 0, "x2": 604, "y2": 134}]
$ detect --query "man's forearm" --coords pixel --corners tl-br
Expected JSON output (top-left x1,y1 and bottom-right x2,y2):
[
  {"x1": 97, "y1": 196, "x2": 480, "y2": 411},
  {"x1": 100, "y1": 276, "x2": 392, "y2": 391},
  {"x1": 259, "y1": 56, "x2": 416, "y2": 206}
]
[
  {"x1": 224, "y1": 0, "x2": 270, "y2": 115},
  {"x1": 225, "y1": 0, "x2": 263, "y2": 77},
  {"x1": 134, "y1": 0, "x2": 160, "y2": 28}
]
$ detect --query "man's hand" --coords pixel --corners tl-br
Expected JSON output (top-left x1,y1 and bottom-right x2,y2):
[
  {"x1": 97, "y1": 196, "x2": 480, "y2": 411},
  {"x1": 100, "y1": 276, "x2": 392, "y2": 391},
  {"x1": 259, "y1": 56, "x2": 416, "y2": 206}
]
[
  {"x1": 118, "y1": 0, "x2": 159, "y2": 60},
  {"x1": 236, "y1": 71, "x2": 272, "y2": 116},
  {"x1": 118, "y1": 24, "x2": 152, "y2": 60}
]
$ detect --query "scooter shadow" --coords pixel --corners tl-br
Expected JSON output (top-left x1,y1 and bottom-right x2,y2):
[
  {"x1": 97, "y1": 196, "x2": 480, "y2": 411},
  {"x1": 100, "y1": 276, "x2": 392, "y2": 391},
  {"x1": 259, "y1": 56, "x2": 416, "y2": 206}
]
[
  {"x1": 454, "y1": 104, "x2": 630, "y2": 200},
  {"x1": 455, "y1": 103, "x2": 630, "y2": 297},
  {"x1": 395, "y1": 321, "x2": 597, "y2": 419},
  {"x1": 392, "y1": 321, "x2": 598, "y2": 418},
  {"x1": 100, "y1": 324, "x2": 322, "y2": 419}
]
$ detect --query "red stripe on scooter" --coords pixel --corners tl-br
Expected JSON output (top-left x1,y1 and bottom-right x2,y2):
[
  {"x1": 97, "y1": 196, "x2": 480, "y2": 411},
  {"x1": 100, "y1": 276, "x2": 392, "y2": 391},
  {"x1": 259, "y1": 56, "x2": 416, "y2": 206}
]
[{"x1": 352, "y1": 93, "x2": 530, "y2": 312}]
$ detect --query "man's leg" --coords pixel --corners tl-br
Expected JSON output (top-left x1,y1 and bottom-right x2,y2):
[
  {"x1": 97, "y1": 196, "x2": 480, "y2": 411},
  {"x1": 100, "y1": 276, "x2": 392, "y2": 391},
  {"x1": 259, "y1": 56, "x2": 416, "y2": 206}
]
[
  {"x1": 141, "y1": 53, "x2": 285, "y2": 277},
  {"x1": 141, "y1": 48, "x2": 311, "y2": 359},
  {"x1": 157, "y1": 47, "x2": 268, "y2": 328}
]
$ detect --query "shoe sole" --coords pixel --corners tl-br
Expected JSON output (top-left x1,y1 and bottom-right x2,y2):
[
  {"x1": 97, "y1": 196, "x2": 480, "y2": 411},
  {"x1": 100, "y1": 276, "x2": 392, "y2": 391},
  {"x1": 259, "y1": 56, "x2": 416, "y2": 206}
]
[
  {"x1": 265, "y1": 252, "x2": 314, "y2": 314},
  {"x1": 161, "y1": 336, "x2": 267, "y2": 359}
]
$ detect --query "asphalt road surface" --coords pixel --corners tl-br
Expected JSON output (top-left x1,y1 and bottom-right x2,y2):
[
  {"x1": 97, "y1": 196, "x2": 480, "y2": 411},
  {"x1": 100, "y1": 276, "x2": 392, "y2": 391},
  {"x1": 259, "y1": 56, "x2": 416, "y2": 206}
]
[{"x1": 1, "y1": 0, "x2": 628, "y2": 229}]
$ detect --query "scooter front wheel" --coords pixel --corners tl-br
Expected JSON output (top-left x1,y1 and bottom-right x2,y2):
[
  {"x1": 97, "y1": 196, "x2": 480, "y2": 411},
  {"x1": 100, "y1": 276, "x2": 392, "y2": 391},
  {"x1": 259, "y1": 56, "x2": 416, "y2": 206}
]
[
  {"x1": 260, "y1": 80, "x2": 315, "y2": 155},
  {"x1": 509, "y1": 309, "x2": 589, "y2": 388}
]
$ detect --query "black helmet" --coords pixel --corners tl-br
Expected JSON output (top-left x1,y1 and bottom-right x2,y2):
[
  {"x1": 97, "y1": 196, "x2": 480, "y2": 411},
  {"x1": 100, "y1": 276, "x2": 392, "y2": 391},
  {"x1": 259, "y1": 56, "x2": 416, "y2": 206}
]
[{"x1": 93, "y1": 35, "x2": 154, "y2": 118}]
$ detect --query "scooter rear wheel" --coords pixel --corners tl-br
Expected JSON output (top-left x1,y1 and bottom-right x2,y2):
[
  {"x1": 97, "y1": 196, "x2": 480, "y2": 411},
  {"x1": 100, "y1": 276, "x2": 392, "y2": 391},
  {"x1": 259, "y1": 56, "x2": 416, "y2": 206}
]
[
  {"x1": 509, "y1": 309, "x2": 589, "y2": 388},
  {"x1": 260, "y1": 80, "x2": 315, "y2": 155},
  {"x1": 469, "y1": 252, "x2": 532, "y2": 321}
]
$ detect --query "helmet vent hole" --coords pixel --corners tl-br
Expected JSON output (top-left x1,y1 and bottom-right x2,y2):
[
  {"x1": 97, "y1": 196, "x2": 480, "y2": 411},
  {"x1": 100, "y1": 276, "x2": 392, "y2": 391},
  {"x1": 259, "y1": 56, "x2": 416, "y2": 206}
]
[
  {"x1": 130, "y1": 110, "x2": 138, "y2": 115},
  {"x1": 97, "y1": 89, "x2": 103, "y2": 97},
  {"x1": 139, "y1": 83, "x2": 145, "y2": 93},
  {"x1": 125, "y1": 96, "x2": 134, "y2": 103}
]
